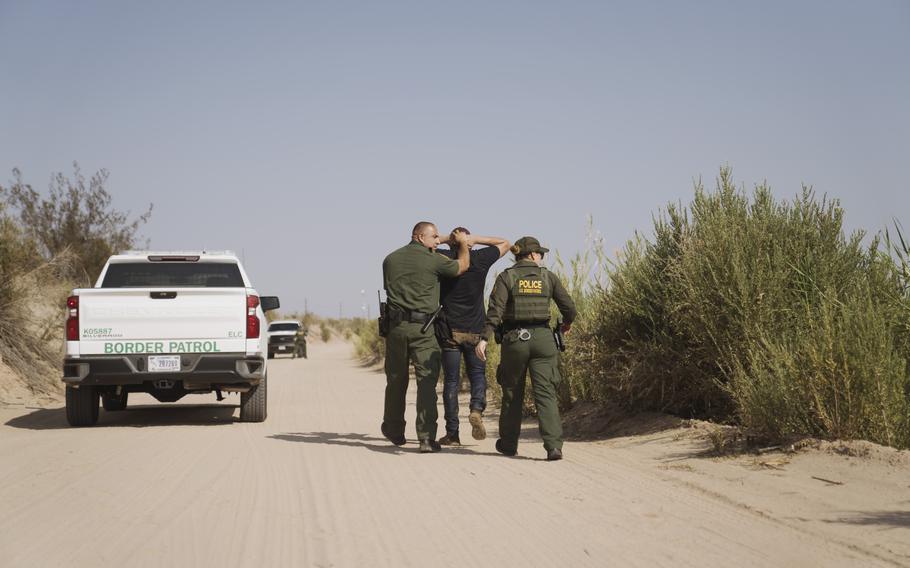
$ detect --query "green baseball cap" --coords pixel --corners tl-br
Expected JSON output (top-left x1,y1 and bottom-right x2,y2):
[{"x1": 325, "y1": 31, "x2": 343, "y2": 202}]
[{"x1": 512, "y1": 236, "x2": 549, "y2": 255}]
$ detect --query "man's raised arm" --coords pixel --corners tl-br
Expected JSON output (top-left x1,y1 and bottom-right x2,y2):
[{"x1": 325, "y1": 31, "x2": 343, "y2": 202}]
[{"x1": 468, "y1": 235, "x2": 511, "y2": 258}]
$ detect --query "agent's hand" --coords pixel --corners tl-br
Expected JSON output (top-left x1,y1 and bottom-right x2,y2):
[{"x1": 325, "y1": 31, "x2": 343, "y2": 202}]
[
  {"x1": 560, "y1": 322, "x2": 572, "y2": 335},
  {"x1": 475, "y1": 339, "x2": 488, "y2": 362},
  {"x1": 452, "y1": 229, "x2": 468, "y2": 244}
]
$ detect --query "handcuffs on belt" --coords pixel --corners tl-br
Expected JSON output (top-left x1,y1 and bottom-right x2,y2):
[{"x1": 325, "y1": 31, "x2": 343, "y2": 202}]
[{"x1": 499, "y1": 326, "x2": 533, "y2": 342}]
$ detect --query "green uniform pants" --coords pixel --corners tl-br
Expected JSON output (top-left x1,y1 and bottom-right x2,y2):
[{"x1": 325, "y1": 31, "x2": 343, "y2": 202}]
[
  {"x1": 383, "y1": 321, "x2": 442, "y2": 441},
  {"x1": 497, "y1": 327, "x2": 563, "y2": 452}
]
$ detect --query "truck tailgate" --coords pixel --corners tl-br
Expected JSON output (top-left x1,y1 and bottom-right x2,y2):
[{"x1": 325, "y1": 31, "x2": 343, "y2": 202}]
[{"x1": 76, "y1": 288, "x2": 248, "y2": 355}]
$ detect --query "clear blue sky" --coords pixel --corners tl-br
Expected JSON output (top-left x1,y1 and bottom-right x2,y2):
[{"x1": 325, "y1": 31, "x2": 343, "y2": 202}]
[{"x1": 2, "y1": 1, "x2": 908, "y2": 316}]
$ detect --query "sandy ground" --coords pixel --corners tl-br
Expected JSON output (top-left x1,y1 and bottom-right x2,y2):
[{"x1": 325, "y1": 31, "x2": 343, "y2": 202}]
[
  {"x1": 1, "y1": 340, "x2": 908, "y2": 567},
  {"x1": 0, "y1": 356, "x2": 57, "y2": 407}
]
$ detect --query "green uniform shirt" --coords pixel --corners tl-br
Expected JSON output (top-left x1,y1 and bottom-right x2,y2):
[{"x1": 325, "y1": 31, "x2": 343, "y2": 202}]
[
  {"x1": 383, "y1": 241, "x2": 460, "y2": 314},
  {"x1": 483, "y1": 259, "x2": 577, "y2": 340}
]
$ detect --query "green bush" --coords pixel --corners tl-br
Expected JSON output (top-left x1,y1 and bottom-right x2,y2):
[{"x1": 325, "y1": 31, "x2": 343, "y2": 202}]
[
  {"x1": 352, "y1": 319, "x2": 385, "y2": 364},
  {"x1": 564, "y1": 168, "x2": 910, "y2": 448}
]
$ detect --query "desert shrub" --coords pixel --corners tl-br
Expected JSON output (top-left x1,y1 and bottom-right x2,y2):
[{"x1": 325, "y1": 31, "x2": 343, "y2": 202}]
[
  {"x1": 0, "y1": 163, "x2": 151, "y2": 397},
  {"x1": 0, "y1": 206, "x2": 76, "y2": 392},
  {"x1": 565, "y1": 168, "x2": 910, "y2": 448},
  {"x1": 1, "y1": 163, "x2": 152, "y2": 282},
  {"x1": 320, "y1": 323, "x2": 332, "y2": 342},
  {"x1": 352, "y1": 319, "x2": 385, "y2": 364}
]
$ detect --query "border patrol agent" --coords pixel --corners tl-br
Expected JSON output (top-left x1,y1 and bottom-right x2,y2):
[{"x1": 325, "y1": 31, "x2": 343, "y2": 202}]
[
  {"x1": 476, "y1": 236, "x2": 576, "y2": 461},
  {"x1": 381, "y1": 222, "x2": 469, "y2": 453}
]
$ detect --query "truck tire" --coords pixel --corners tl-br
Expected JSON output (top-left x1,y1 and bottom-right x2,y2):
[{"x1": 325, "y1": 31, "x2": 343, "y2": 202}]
[
  {"x1": 240, "y1": 375, "x2": 267, "y2": 422},
  {"x1": 66, "y1": 386, "x2": 99, "y2": 426},
  {"x1": 102, "y1": 391, "x2": 129, "y2": 412},
  {"x1": 267, "y1": 352, "x2": 275, "y2": 360}
]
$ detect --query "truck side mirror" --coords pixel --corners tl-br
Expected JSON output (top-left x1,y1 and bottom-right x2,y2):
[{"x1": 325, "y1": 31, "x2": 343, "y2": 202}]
[{"x1": 261, "y1": 296, "x2": 280, "y2": 312}]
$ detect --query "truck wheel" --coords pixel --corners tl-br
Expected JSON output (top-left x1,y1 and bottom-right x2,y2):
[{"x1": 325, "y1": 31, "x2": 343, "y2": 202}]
[
  {"x1": 267, "y1": 352, "x2": 275, "y2": 360},
  {"x1": 240, "y1": 375, "x2": 267, "y2": 422},
  {"x1": 66, "y1": 386, "x2": 99, "y2": 426},
  {"x1": 102, "y1": 391, "x2": 129, "y2": 411}
]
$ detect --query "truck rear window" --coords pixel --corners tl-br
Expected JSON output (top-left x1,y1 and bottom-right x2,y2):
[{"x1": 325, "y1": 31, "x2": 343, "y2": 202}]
[
  {"x1": 101, "y1": 263, "x2": 245, "y2": 288},
  {"x1": 269, "y1": 323, "x2": 300, "y2": 332}
]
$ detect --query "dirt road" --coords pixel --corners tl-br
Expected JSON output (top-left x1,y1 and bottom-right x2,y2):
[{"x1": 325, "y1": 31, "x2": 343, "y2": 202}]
[{"x1": 1, "y1": 340, "x2": 908, "y2": 567}]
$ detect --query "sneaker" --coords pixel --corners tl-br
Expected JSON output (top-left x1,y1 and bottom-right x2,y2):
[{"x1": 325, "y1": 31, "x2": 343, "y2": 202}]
[
  {"x1": 439, "y1": 434, "x2": 461, "y2": 446},
  {"x1": 469, "y1": 410, "x2": 486, "y2": 441},
  {"x1": 546, "y1": 448, "x2": 563, "y2": 461},
  {"x1": 419, "y1": 439, "x2": 442, "y2": 453},
  {"x1": 495, "y1": 439, "x2": 517, "y2": 457},
  {"x1": 381, "y1": 423, "x2": 406, "y2": 446}
]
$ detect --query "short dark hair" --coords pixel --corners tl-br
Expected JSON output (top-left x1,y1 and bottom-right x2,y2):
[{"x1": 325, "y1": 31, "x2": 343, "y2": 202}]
[
  {"x1": 412, "y1": 221, "x2": 435, "y2": 237},
  {"x1": 453, "y1": 226, "x2": 470, "y2": 235}
]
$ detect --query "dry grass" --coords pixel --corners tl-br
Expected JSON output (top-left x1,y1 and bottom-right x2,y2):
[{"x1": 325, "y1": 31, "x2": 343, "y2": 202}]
[{"x1": 559, "y1": 168, "x2": 910, "y2": 449}]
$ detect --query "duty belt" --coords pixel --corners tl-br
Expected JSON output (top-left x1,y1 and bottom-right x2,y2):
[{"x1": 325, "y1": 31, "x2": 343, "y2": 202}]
[
  {"x1": 502, "y1": 321, "x2": 550, "y2": 342},
  {"x1": 502, "y1": 321, "x2": 549, "y2": 331},
  {"x1": 389, "y1": 308, "x2": 432, "y2": 324}
]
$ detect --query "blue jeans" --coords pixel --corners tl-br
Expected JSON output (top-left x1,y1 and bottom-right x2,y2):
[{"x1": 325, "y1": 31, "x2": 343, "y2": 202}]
[{"x1": 441, "y1": 334, "x2": 487, "y2": 437}]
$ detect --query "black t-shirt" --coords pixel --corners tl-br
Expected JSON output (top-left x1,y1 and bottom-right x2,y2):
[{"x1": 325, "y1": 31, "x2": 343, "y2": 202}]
[{"x1": 438, "y1": 246, "x2": 502, "y2": 333}]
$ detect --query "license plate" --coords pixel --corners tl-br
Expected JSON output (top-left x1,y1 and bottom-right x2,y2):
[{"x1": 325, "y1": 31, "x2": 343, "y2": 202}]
[
  {"x1": 149, "y1": 356, "x2": 181, "y2": 372},
  {"x1": 279, "y1": 346, "x2": 289, "y2": 350}
]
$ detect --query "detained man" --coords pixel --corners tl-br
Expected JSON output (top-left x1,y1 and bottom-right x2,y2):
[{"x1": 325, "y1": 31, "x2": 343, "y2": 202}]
[{"x1": 435, "y1": 228, "x2": 510, "y2": 445}]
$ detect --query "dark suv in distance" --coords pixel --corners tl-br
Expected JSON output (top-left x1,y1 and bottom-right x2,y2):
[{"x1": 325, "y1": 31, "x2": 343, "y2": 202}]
[{"x1": 267, "y1": 320, "x2": 307, "y2": 359}]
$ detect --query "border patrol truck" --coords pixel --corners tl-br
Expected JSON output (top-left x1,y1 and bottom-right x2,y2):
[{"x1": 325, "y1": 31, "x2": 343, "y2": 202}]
[{"x1": 62, "y1": 251, "x2": 279, "y2": 426}]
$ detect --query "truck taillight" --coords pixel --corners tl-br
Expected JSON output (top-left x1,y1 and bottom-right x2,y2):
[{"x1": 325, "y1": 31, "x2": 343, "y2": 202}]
[
  {"x1": 246, "y1": 295, "x2": 260, "y2": 338},
  {"x1": 66, "y1": 296, "x2": 79, "y2": 341}
]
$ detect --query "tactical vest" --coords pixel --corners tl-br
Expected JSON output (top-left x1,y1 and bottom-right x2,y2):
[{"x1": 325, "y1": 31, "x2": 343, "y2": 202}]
[{"x1": 502, "y1": 264, "x2": 552, "y2": 323}]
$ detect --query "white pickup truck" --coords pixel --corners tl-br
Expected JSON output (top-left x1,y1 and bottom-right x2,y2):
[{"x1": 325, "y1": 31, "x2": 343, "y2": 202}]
[{"x1": 62, "y1": 251, "x2": 279, "y2": 426}]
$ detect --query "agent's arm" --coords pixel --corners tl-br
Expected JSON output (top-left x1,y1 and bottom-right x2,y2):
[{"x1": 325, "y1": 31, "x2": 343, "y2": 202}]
[
  {"x1": 550, "y1": 273, "x2": 577, "y2": 334},
  {"x1": 476, "y1": 274, "x2": 509, "y2": 361}
]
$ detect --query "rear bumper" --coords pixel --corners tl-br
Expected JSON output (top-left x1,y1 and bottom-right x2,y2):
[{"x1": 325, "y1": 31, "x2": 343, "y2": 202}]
[
  {"x1": 268, "y1": 336, "x2": 302, "y2": 352},
  {"x1": 62, "y1": 354, "x2": 265, "y2": 387}
]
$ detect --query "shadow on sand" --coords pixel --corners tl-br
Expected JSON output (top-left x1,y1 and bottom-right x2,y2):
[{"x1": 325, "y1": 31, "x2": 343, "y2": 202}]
[
  {"x1": 268, "y1": 431, "x2": 542, "y2": 460},
  {"x1": 5, "y1": 404, "x2": 238, "y2": 430},
  {"x1": 561, "y1": 400, "x2": 687, "y2": 441},
  {"x1": 826, "y1": 510, "x2": 910, "y2": 528}
]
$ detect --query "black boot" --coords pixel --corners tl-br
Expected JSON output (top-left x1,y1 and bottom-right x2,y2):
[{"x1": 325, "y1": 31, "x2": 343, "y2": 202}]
[
  {"x1": 381, "y1": 423, "x2": 406, "y2": 446},
  {"x1": 495, "y1": 439, "x2": 517, "y2": 457},
  {"x1": 419, "y1": 439, "x2": 442, "y2": 453},
  {"x1": 546, "y1": 448, "x2": 563, "y2": 461}
]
